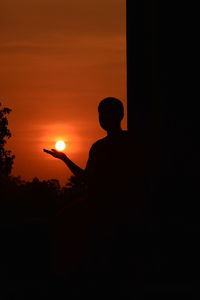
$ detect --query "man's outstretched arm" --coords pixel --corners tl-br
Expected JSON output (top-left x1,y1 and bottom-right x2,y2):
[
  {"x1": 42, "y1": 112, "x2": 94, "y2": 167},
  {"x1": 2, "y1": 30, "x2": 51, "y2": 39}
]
[{"x1": 43, "y1": 149, "x2": 85, "y2": 178}]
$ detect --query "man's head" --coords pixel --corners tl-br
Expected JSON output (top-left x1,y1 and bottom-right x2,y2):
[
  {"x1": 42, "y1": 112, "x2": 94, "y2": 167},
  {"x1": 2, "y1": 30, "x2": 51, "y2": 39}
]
[{"x1": 98, "y1": 97, "x2": 124, "y2": 131}]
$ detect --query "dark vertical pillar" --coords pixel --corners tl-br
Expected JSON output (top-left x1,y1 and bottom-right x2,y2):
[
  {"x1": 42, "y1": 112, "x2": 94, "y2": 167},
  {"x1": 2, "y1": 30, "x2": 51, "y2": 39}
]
[
  {"x1": 126, "y1": 0, "x2": 200, "y2": 289},
  {"x1": 126, "y1": 0, "x2": 160, "y2": 192},
  {"x1": 126, "y1": 2, "x2": 161, "y2": 286},
  {"x1": 126, "y1": 0, "x2": 159, "y2": 136}
]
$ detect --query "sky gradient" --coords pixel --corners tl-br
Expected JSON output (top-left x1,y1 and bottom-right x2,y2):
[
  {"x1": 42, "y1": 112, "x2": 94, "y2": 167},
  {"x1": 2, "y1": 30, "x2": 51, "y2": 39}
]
[{"x1": 0, "y1": 0, "x2": 126, "y2": 185}]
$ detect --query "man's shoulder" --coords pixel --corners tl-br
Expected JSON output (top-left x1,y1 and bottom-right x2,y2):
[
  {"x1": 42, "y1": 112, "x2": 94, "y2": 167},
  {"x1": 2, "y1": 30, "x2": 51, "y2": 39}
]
[
  {"x1": 90, "y1": 136, "x2": 108, "y2": 150},
  {"x1": 90, "y1": 131, "x2": 131, "y2": 148},
  {"x1": 89, "y1": 130, "x2": 142, "y2": 153}
]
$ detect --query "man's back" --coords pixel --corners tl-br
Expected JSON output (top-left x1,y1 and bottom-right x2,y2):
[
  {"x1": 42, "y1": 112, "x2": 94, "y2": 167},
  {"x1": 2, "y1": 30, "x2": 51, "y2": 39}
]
[
  {"x1": 86, "y1": 131, "x2": 143, "y2": 192},
  {"x1": 85, "y1": 130, "x2": 144, "y2": 218},
  {"x1": 83, "y1": 129, "x2": 146, "y2": 288}
]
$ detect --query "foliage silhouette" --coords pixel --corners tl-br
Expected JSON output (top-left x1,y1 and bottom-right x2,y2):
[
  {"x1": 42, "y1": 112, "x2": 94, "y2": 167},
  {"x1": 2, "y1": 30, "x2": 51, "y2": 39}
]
[
  {"x1": 0, "y1": 103, "x2": 15, "y2": 176},
  {"x1": 0, "y1": 174, "x2": 86, "y2": 218}
]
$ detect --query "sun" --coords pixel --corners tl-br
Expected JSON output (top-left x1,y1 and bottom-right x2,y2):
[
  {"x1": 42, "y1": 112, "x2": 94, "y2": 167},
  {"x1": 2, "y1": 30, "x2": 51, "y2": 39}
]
[{"x1": 55, "y1": 140, "x2": 66, "y2": 151}]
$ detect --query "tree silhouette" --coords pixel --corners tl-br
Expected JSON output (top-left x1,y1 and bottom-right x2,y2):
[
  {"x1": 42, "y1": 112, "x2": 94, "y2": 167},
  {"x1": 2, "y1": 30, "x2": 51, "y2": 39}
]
[{"x1": 0, "y1": 103, "x2": 15, "y2": 176}]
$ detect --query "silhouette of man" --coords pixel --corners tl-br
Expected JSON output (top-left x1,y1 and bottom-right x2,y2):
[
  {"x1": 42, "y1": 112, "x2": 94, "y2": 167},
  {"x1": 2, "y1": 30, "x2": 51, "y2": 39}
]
[
  {"x1": 43, "y1": 97, "x2": 142, "y2": 207},
  {"x1": 43, "y1": 97, "x2": 144, "y2": 293}
]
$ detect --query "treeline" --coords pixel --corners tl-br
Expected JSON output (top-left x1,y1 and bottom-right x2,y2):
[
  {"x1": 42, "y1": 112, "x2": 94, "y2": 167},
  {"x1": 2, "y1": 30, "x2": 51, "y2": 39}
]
[{"x1": 0, "y1": 174, "x2": 86, "y2": 218}]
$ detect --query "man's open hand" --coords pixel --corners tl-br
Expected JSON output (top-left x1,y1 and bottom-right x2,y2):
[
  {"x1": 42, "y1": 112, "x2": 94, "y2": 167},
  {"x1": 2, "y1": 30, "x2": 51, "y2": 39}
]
[{"x1": 43, "y1": 149, "x2": 66, "y2": 161}]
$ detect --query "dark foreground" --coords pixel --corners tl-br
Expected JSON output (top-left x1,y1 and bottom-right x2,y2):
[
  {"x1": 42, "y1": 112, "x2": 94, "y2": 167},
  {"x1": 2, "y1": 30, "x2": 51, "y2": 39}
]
[{"x1": 0, "y1": 204, "x2": 199, "y2": 299}]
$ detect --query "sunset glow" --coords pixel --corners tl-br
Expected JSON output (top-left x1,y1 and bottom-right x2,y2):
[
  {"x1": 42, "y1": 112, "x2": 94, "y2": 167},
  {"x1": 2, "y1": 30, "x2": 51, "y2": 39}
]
[
  {"x1": 1, "y1": 0, "x2": 126, "y2": 185},
  {"x1": 55, "y1": 141, "x2": 66, "y2": 151}
]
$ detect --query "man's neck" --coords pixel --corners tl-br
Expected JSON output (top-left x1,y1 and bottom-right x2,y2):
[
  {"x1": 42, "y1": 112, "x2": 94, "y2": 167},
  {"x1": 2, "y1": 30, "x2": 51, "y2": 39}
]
[{"x1": 107, "y1": 127, "x2": 123, "y2": 137}]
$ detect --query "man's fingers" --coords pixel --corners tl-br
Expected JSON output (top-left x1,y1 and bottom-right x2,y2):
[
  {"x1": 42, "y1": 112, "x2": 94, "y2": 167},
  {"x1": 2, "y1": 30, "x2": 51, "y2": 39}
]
[
  {"x1": 43, "y1": 149, "x2": 53, "y2": 155},
  {"x1": 43, "y1": 149, "x2": 49, "y2": 153}
]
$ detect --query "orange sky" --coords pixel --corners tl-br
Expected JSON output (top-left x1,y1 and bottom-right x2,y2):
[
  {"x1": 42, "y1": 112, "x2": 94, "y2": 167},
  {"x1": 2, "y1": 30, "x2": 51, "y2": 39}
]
[{"x1": 0, "y1": 0, "x2": 126, "y2": 185}]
